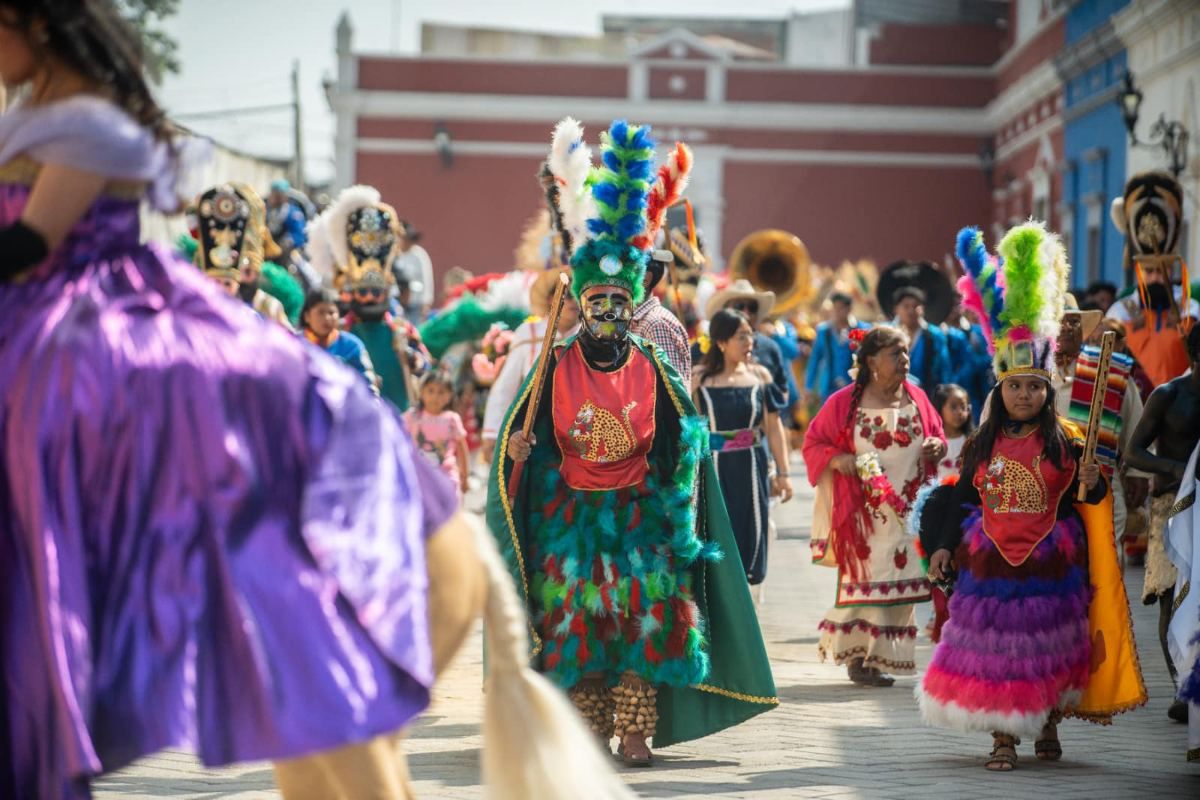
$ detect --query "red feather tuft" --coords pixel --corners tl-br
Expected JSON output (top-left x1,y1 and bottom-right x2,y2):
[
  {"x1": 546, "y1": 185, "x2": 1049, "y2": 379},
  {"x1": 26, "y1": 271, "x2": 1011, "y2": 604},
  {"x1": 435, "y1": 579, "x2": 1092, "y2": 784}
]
[{"x1": 631, "y1": 142, "x2": 693, "y2": 251}]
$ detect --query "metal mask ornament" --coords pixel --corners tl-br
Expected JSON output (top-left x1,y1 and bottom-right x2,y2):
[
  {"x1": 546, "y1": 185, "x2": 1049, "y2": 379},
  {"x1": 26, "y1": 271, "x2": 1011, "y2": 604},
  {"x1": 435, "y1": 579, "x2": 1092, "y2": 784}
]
[
  {"x1": 582, "y1": 288, "x2": 633, "y2": 341},
  {"x1": 196, "y1": 185, "x2": 253, "y2": 281}
]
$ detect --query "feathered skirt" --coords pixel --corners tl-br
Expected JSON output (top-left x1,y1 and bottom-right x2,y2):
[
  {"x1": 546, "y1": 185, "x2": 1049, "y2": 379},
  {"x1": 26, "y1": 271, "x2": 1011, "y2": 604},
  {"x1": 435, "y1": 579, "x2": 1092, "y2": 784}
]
[
  {"x1": 917, "y1": 510, "x2": 1092, "y2": 737},
  {"x1": 526, "y1": 421, "x2": 714, "y2": 690}
]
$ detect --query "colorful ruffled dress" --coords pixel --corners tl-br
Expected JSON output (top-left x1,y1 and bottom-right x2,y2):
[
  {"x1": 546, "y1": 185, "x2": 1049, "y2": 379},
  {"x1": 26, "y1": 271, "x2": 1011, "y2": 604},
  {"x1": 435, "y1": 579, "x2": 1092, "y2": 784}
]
[
  {"x1": 0, "y1": 98, "x2": 454, "y2": 797},
  {"x1": 918, "y1": 427, "x2": 1104, "y2": 735}
]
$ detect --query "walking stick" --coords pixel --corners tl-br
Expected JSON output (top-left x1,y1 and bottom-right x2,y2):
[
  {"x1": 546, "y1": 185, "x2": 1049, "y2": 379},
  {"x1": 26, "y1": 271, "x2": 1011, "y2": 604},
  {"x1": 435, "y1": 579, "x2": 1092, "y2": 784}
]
[
  {"x1": 508, "y1": 272, "x2": 571, "y2": 500},
  {"x1": 1077, "y1": 330, "x2": 1115, "y2": 501},
  {"x1": 391, "y1": 318, "x2": 420, "y2": 409}
]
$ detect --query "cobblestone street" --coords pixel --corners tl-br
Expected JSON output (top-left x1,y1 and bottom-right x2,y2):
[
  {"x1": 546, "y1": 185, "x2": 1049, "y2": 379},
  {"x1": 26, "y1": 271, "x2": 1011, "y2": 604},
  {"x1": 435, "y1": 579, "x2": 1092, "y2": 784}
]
[{"x1": 96, "y1": 460, "x2": 1198, "y2": 798}]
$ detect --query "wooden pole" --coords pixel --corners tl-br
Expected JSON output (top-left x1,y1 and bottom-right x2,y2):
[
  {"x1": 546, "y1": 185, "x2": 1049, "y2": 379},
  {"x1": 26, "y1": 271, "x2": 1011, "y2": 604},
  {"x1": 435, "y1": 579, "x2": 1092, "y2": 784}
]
[
  {"x1": 508, "y1": 272, "x2": 571, "y2": 500},
  {"x1": 1077, "y1": 331, "x2": 1116, "y2": 501},
  {"x1": 392, "y1": 320, "x2": 420, "y2": 409}
]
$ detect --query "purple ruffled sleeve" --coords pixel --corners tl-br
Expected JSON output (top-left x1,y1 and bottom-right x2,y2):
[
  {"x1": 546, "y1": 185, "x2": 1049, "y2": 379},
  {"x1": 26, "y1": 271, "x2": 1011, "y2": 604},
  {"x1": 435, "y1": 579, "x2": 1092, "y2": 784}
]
[{"x1": 0, "y1": 96, "x2": 209, "y2": 211}]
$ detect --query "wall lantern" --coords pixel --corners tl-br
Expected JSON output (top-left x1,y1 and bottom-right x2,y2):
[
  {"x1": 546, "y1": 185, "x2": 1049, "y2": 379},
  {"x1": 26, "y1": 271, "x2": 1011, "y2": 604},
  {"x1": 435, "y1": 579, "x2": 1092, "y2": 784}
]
[{"x1": 1119, "y1": 71, "x2": 1189, "y2": 177}]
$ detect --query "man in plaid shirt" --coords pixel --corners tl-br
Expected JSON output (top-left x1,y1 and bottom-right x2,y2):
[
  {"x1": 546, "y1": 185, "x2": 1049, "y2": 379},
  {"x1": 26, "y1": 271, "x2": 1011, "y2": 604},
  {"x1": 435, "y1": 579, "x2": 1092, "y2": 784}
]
[{"x1": 631, "y1": 250, "x2": 692, "y2": 378}]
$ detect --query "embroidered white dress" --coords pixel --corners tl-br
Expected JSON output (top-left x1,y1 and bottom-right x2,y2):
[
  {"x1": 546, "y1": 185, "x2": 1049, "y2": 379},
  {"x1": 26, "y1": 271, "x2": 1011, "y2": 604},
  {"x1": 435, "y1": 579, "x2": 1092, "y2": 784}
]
[{"x1": 817, "y1": 403, "x2": 932, "y2": 674}]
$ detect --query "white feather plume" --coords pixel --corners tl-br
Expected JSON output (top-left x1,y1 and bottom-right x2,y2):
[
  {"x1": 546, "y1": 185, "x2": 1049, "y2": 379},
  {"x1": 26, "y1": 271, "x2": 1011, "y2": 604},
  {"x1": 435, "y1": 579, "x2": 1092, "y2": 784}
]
[
  {"x1": 306, "y1": 211, "x2": 336, "y2": 283},
  {"x1": 311, "y1": 185, "x2": 382, "y2": 278},
  {"x1": 548, "y1": 117, "x2": 596, "y2": 257},
  {"x1": 1033, "y1": 220, "x2": 1068, "y2": 340}
]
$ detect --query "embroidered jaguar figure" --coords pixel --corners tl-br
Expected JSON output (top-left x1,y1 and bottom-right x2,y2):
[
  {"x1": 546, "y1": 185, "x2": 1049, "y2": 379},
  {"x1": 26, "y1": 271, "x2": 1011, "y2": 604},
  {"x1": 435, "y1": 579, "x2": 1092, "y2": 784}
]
[
  {"x1": 981, "y1": 454, "x2": 1048, "y2": 513},
  {"x1": 569, "y1": 400, "x2": 638, "y2": 462}
]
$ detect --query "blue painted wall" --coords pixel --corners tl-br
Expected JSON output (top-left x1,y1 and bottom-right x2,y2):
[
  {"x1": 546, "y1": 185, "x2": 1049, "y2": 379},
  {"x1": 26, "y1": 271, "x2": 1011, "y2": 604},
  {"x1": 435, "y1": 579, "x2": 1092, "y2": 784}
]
[
  {"x1": 1061, "y1": 0, "x2": 1130, "y2": 290},
  {"x1": 1066, "y1": 0, "x2": 1131, "y2": 40}
]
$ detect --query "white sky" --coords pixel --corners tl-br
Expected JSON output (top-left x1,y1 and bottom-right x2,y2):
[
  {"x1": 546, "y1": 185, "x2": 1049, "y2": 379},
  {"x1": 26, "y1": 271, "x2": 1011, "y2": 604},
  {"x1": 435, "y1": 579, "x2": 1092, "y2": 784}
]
[{"x1": 158, "y1": 0, "x2": 847, "y2": 184}]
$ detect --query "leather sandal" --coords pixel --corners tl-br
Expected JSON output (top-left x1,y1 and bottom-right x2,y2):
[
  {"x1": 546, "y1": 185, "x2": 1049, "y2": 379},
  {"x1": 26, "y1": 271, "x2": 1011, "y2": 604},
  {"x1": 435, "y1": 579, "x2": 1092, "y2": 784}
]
[
  {"x1": 986, "y1": 734, "x2": 1018, "y2": 772},
  {"x1": 1035, "y1": 721, "x2": 1062, "y2": 761}
]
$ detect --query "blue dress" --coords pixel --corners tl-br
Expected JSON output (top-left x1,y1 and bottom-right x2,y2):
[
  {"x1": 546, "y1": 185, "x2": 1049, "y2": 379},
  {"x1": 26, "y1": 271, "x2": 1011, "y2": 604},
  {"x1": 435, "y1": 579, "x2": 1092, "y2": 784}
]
[{"x1": 696, "y1": 383, "x2": 777, "y2": 584}]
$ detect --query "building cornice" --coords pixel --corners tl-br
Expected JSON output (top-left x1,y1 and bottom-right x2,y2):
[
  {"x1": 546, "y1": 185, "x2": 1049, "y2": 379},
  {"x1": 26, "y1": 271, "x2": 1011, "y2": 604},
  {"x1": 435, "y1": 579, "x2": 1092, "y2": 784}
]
[
  {"x1": 1054, "y1": 20, "x2": 1122, "y2": 84},
  {"x1": 356, "y1": 136, "x2": 980, "y2": 168},
  {"x1": 984, "y1": 60, "x2": 1061, "y2": 128},
  {"x1": 1111, "y1": 0, "x2": 1183, "y2": 47},
  {"x1": 990, "y1": 6, "x2": 1070, "y2": 76},
  {"x1": 339, "y1": 89, "x2": 992, "y2": 135}
]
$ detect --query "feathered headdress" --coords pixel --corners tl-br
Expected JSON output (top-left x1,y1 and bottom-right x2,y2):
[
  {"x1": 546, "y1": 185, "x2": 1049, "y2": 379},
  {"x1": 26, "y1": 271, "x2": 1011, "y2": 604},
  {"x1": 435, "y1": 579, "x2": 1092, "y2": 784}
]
[
  {"x1": 305, "y1": 185, "x2": 401, "y2": 290},
  {"x1": 955, "y1": 221, "x2": 1069, "y2": 382},
  {"x1": 545, "y1": 118, "x2": 692, "y2": 305}
]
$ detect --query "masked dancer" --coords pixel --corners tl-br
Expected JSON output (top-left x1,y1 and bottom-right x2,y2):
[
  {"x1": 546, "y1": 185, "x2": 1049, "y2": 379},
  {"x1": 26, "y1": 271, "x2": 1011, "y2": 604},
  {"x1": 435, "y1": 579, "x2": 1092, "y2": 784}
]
[{"x1": 488, "y1": 118, "x2": 777, "y2": 767}]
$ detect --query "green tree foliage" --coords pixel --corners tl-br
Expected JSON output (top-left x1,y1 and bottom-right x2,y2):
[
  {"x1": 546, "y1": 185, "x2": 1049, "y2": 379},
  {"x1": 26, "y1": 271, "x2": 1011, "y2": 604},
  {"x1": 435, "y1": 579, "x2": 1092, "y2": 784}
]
[{"x1": 116, "y1": 0, "x2": 180, "y2": 84}]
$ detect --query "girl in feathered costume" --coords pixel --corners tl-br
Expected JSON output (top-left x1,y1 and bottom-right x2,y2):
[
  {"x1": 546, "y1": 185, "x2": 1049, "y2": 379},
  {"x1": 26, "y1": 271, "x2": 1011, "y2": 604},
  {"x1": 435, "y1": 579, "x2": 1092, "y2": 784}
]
[
  {"x1": 917, "y1": 223, "x2": 1145, "y2": 771},
  {"x1": 487, "y1": 118, "x2": 776, "y2": 767}
]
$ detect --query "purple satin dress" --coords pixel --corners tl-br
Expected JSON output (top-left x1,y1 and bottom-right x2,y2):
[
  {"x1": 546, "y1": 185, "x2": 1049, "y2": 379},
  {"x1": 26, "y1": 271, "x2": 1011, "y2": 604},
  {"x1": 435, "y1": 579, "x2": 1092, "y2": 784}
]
[{"x1": 0, "y1": 101, "x2": 456, "y2": 798}]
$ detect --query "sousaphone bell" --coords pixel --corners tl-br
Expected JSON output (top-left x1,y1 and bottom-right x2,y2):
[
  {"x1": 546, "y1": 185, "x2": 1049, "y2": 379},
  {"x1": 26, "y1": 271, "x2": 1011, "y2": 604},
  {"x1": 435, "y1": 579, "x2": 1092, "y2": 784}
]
[{"x1": 728, "y1": 229, "x2": 811, "y2": 319}]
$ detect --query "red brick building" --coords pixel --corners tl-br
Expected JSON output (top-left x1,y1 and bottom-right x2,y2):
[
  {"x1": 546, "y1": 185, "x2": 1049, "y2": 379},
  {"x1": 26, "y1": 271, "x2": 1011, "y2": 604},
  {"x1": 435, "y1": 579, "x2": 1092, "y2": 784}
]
[{"x1": 327, "y1": 3, "x2": 1069, "y2": 296}]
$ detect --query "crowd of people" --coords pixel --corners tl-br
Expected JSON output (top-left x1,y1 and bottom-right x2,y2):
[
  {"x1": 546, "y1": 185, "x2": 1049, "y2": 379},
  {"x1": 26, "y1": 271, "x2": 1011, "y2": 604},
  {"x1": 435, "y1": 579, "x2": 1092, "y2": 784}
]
[{"x1": 1, "y1": 2, "x2": 1199, "y2": 798}]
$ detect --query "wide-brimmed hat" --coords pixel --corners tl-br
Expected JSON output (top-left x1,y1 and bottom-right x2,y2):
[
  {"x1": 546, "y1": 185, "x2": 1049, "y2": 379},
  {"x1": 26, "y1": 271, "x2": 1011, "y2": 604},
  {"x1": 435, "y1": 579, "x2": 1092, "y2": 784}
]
[
  {"x1": 706, "y1": 278, "x2": 775, "y2": 320},
  {"x1": 1063, "y1": 293, "x2": 1102, "y2": 340}
]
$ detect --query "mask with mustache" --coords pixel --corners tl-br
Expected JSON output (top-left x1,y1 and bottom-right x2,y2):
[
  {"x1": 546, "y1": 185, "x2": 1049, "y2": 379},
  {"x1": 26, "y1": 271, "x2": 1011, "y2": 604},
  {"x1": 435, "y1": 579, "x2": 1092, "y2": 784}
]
[{"x1": 1145, "y1": 282, "x2": 1173, "y2": 311}]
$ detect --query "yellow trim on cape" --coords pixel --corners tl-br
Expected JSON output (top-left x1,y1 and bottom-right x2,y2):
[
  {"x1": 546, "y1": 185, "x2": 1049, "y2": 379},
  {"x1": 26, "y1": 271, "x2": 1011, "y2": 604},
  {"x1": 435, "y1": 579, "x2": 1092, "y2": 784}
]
[
  {"x1": 496, "y1": 367, "x2": 543, "y2": 656},
  {"x1": 1058, "y1": 419, "x2": 1149, "y2": 722},
  {"x1": 690, "y1": 684, "x2": 779, "y2": 705}
]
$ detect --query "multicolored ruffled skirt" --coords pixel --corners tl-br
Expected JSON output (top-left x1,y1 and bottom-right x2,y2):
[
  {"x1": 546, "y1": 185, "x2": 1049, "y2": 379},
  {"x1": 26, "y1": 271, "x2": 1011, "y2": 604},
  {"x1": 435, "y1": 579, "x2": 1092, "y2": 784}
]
[{"x1": 918, "y1": 510, "x2": 1092, "y2": 737}]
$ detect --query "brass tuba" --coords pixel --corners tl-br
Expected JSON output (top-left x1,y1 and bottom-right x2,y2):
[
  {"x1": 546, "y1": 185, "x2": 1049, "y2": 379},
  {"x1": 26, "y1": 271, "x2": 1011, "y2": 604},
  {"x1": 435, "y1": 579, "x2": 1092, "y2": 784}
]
[{"x1": 727, "y1": 229, "x2": 811, "y2": 319}]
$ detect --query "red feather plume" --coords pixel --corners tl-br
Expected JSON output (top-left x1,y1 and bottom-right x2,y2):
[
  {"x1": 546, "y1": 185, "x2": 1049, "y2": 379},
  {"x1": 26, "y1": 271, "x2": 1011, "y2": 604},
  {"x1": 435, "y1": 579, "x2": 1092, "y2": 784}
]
[{"x1": 631, "y1": 142, "x2": 692, "y2": 251}]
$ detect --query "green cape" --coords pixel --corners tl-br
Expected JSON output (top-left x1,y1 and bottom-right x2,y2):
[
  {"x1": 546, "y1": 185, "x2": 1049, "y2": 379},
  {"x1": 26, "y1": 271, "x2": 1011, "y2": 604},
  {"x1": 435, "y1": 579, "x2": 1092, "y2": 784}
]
[
  {"x1": 353, "y1": 321, "x2": 410, "y2": 411},
  {"x1": 485, "y1": 335, "x2": 777, "y2": 747}
]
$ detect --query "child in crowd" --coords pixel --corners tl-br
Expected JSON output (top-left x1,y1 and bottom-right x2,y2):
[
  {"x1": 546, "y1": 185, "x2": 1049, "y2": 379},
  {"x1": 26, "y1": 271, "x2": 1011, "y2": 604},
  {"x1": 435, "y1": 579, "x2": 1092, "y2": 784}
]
[
  {"x1": 404, "y1": 371, "x2": 470, "y2": 498},
  {"x1": 300, "y1": 288, "x2": 377, "y2": 388},
  {"x1": 932, "y1": 383, "x2": 972, "y2": 480}
]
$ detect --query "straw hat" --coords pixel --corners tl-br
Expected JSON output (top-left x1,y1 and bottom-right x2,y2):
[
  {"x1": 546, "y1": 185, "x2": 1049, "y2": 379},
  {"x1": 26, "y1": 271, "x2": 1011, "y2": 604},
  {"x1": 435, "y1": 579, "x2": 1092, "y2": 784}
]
[
  {"x1": 1063, "y1": 293, "x2": 1102, "y2": 340},
  {"x1": 705, "y1": 278, "x2": 775, "y2": 320}
]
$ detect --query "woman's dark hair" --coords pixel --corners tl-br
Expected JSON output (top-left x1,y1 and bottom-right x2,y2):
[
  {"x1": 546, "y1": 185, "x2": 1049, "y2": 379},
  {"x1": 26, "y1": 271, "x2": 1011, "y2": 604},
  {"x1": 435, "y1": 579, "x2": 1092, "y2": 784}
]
[
  {"x1": 1, "y1": 0, "x2": 172, "y2": 140},
  {"x1": 959, "y1": 381, "x2": 1067, "y2": 483},
  {"x1": 843, "y1": 326, "x2": 908, "y2": 426},
  {"x1": 301, "y1": 287, "x2": 339, "y2": 328},
  {"x1": 931, "y1": 382, "x2": 974, "y2": 435},
  {"x1": 697, "y1": 308, "x2": 749, "y2": 383}
]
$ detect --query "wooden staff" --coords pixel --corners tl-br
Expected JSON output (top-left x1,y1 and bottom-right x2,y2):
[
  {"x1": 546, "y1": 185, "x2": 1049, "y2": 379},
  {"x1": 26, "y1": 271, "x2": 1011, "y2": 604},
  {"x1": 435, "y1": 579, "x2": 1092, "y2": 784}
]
[
  {"x1": 508, "y1": 272, "x2": 571, "y2": 500},
  {"x1": 1077, "y1": 330, "x2": 1116, "y2": 501},
  {"x1": 391, "y1": 320, "x2": 420, "y2": 409}
]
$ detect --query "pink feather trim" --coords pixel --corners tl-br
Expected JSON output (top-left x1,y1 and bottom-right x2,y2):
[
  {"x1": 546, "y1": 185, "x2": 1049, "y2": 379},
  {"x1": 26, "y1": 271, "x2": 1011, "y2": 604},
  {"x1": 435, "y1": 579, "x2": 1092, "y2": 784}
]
[{"x1": 956, "y1": 274, "x2": 995, "y2": 353}]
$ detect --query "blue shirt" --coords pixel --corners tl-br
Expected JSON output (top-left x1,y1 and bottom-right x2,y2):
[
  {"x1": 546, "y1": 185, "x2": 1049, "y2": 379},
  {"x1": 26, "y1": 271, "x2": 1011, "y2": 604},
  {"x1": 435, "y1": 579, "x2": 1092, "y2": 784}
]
[
  {"x1": 945, "y1": 321, "x2": 993, "y2": 422},
  {"x1": 309, "y1": 330, "x2": 377, "y2": 389},
  {"x1": 902, "y1": 321, "x2": 950, "y2": 391},
  {"x1": 805, "y1": 320, "x2": 871, "y2": 403}
]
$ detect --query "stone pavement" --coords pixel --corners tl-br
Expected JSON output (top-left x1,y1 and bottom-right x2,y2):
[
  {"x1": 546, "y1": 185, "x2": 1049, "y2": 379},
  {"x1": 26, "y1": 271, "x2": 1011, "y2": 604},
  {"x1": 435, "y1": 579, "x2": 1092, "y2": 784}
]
[{"x1": 96, "y1": 459, "x2": 1198, "y2": 798}]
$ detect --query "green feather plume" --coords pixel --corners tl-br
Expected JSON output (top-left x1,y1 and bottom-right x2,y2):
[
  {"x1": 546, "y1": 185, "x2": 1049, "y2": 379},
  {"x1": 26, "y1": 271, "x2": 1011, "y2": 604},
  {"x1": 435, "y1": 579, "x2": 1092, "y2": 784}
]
[{"x1": 997, "y1": 223, "x2": 1046, "y2": 334}]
